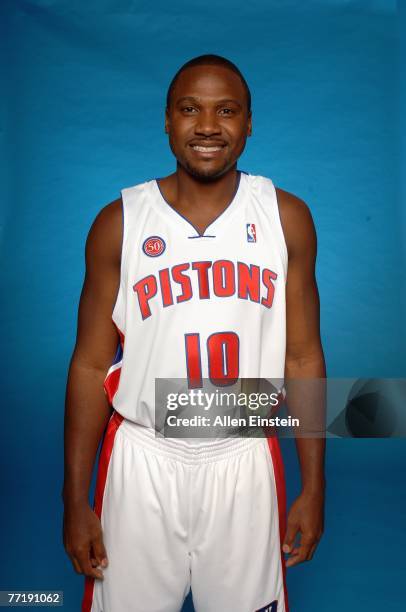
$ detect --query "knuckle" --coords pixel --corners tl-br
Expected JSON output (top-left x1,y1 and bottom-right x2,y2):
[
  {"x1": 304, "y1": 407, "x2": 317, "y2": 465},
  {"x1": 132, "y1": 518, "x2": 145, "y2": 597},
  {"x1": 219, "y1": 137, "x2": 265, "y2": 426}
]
[
  {"x1": 92, "y1": 539, "x2": 104, "y2": 552},
  {"x1": 304, "y1": 535, "x2": 317, "y2": 544},
  {"x1": 92, "y1": 547, "x2": 104, "y2": 559},
  {"x1": 89, "y1": 570, "x2": 101, "y2": 580}
]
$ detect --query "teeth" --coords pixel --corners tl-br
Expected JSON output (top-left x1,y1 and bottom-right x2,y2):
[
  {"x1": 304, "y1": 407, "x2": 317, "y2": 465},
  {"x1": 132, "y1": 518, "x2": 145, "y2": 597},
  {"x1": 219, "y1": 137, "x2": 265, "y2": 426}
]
[{"x1": 192, "y1": 145, "x2": 223, "y2": 152}]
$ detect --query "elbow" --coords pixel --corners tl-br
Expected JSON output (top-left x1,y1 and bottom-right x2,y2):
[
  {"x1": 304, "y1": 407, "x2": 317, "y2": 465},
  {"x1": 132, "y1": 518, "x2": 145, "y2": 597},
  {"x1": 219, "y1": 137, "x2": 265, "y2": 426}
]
[
  {"x1": 285, "y1": 349, "x2": 326, "y2": 377},
  {"x1": 69, "y1": 355, "x2": 110, "y2": 378}
]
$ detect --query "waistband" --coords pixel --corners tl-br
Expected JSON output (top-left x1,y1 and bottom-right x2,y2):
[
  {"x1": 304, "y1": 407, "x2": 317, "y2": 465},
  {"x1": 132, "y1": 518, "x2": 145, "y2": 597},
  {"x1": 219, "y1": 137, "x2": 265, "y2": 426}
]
[{"x1": 113, "y1": 412, "x2": 266, "y2": 465}]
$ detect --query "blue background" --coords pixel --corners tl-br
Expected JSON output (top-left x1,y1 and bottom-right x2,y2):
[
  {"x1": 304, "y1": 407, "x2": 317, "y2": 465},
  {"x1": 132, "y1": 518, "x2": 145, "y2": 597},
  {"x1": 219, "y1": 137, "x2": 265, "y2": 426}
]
[{"x1": 1, "y1": 0, "x2": 404, "y2": 610}]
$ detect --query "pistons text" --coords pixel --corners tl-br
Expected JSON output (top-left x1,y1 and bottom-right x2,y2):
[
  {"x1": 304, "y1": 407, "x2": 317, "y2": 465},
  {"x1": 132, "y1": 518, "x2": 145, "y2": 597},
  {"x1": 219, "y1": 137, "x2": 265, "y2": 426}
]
[{"x1": 133, "y1": 260, "x2": 277, "y2": 320}]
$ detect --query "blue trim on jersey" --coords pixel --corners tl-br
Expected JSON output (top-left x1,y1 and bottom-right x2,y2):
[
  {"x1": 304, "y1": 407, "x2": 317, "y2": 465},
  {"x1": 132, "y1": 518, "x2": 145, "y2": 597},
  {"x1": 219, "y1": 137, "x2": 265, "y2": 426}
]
[
  {"x1": 112, "y1": 342, "x2": 123, "y2": 365},
  {"x1": 188, "y1": 235, "x2": 216, "y2": 239}
]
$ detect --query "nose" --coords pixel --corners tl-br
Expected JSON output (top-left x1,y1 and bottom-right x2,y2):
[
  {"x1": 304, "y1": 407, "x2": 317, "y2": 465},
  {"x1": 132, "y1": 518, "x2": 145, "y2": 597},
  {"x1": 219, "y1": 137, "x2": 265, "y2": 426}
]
[{"x1": 194, "y1": 109, "x2": 221, "y2": 136}]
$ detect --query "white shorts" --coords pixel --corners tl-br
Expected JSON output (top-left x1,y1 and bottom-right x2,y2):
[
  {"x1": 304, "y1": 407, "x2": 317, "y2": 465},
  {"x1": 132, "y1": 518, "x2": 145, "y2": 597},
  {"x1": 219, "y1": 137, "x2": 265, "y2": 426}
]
[{"x1": 82, "y1": 411, "x2": 289, "y2": 612}]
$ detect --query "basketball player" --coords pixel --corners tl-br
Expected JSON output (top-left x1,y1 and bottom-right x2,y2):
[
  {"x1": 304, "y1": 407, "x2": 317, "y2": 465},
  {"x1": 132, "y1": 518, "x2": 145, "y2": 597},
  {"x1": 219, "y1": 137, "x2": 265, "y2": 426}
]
[{"x1": 63, "y1": 55, "x2": 326, "y2": 612}]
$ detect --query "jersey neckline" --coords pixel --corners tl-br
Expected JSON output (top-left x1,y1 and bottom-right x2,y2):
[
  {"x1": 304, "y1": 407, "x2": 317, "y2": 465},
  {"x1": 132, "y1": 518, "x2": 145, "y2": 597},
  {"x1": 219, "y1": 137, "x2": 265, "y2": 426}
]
[{"x1": 151, "y1": 170, "x2": 246, "y2": 238}]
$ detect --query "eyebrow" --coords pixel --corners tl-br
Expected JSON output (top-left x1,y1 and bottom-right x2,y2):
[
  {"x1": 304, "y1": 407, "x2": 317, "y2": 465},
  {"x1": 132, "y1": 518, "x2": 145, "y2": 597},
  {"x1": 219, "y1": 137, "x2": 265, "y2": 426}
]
[{"x1": 175, "y1": 96, "x2": 243, "y2": 109}]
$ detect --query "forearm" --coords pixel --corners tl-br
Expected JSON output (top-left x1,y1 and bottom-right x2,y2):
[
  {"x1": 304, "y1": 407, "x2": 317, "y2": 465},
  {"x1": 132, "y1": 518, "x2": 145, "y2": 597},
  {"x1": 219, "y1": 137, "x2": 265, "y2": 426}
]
[
  {"x1": 62, "y1": 358, "x2": 112, "y2": 506},
  {"x1": 285, "y1": 353, "x2": 326, "y2": 493}
]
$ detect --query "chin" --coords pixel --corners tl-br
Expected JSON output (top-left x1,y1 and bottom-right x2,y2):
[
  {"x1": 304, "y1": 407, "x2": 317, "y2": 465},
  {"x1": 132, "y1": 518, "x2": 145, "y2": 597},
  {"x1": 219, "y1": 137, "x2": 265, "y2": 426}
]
[{"x1": 182, "y1": 159, "x2": 233, "y2": 182}]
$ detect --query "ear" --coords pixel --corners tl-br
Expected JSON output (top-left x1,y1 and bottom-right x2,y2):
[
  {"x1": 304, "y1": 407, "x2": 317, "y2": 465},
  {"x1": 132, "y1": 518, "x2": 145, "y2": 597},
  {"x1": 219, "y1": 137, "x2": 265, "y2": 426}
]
[
  {"x1": 247, "y1": 111, "x2": 252, "y2": 137},
  {"x1": 165, "y1": 108, "x2": 170, "y2": 134}
]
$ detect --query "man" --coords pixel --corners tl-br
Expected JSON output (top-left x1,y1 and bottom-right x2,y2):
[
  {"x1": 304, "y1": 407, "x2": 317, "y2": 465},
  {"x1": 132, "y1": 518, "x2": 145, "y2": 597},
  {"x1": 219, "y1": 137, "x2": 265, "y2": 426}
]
[{"x1": 63, "y1": 54, "x2": 325, "y2": 612}]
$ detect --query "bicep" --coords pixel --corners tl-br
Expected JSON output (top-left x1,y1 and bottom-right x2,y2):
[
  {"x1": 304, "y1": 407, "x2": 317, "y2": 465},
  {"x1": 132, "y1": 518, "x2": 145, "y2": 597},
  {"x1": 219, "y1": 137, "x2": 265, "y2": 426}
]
[
  {"x1": 285, "y1": 248, "x2": 321, "y2": 362},
  {"x1": 279, "y1": 194, "x2": 322, "y2": 362},
  {"x1": 72, "y1": 202, "x2": 122, "y2": 372}
]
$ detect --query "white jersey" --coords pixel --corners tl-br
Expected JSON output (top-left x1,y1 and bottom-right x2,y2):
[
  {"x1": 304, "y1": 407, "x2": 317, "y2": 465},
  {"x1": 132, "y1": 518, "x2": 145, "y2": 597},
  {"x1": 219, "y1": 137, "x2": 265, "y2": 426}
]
[{"x1": 104, "y1": 171, "x2": 288, "y2": 428}]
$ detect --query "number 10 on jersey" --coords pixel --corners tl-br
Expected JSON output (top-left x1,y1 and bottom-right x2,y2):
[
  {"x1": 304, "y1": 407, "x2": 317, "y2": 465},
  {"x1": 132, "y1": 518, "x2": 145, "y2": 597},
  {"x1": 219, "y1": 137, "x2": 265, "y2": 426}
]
[{"x1": 184, "y1": 332, "x2": 240, "y2": 389}]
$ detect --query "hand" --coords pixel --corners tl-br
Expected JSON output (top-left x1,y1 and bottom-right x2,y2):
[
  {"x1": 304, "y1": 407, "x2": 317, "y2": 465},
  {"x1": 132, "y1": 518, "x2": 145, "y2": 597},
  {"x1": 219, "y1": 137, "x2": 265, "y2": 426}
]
[
  {"x1": 63, "y1": 501, "x2": 108, "y2": 580},
  {"x1": 282, "y1": 489, "x2": 324, "y2": 567}
]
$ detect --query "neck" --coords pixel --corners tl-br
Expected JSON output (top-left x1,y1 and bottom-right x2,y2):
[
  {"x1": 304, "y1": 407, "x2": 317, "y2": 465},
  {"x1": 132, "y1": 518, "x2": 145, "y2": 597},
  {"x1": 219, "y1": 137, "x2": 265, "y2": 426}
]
[{"x1": 162, "y1": 164, "x2": 240, "y2": 212}]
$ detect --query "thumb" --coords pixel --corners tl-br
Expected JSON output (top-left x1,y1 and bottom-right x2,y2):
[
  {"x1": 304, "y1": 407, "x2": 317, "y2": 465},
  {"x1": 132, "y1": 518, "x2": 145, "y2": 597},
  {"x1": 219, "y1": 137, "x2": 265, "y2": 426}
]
[
  {"x1": 282, "y1": 521, "x2": 299, "y2": 554},
  {"x1": 91, "y1": 534, "x2": 108, "y2": 568}
]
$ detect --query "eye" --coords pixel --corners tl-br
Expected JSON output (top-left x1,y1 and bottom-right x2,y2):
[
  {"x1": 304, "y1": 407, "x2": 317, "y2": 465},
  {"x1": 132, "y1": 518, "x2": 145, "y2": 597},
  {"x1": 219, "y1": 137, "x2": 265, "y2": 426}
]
[
  {"x1": 181, "y1": 106, "x2": 198, "y2": 113},
  {"x1": 218, "y1": 108, "x2": 234, "y2": 116}
]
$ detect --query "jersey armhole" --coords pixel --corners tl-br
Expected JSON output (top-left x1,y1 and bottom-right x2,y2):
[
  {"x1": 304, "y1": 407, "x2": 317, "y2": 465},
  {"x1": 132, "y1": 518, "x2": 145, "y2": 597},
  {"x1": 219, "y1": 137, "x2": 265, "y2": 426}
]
[{"x1": 270, "y1": 182, "x2": 288, "y2": 280}]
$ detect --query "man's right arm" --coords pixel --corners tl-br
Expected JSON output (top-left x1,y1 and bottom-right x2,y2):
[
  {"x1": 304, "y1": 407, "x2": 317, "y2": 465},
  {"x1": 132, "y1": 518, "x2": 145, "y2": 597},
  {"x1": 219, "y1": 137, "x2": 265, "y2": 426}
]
[{"x1": 62, "y1": 198, "x2": 122, "y2": 581}]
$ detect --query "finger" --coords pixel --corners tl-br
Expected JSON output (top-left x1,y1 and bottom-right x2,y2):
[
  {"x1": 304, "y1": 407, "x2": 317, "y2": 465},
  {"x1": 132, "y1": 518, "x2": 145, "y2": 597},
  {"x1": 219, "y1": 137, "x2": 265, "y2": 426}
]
[
  {"x1": 71, "y1": 557, "x2": 83, "y2": 575},
  {"x1": 282, "y1": 523, "x2": 299, "y2": 554},
  {"x1": 285, "y1": 538, "x2": 314, "y2": 567},
  {"x1": 298, "y1": 538, "x2": 314, "y2": 560},
  {"x1": 286, "y1": 547, "x2": 308, "y2": 567},
  {"x1": 306, "y1": 541, "x2": 319, "y2": 561},
  {"x1": 91, "y1": 536, "x2": 108, "y2": 568},
  {"x1": 76, "y1": 549, "x2": 104, "y2": 580}
]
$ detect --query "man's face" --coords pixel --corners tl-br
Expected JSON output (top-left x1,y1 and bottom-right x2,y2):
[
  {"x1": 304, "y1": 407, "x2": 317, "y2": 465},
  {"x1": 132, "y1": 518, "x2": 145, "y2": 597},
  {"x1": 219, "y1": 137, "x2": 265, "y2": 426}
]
[{"x1": 165, "y1": 65, "x2": 252, "y2": 181}]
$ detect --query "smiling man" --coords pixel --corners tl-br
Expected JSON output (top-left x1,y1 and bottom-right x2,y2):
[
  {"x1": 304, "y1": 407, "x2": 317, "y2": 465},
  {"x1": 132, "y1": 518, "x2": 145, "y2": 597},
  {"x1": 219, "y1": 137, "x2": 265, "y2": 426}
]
[{"x1": 63, "y1": 54, "x2": 326, "y2": 612}]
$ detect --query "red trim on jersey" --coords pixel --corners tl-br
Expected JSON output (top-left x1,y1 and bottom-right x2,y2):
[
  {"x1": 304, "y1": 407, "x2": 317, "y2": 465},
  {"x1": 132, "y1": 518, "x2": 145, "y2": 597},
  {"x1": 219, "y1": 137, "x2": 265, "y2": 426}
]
[
  {"x1": 266, "y1": 434, "x2": 289, "y2": 612},
  {"x1": 104, "y1": 368, "x2": 122, "y2": 405},
  {"x1": 103, "y1": 326, "x2": 125, "y2": 404},
  {"x1": 81, "y1": 411, "x2": 124, "y2": 612}
]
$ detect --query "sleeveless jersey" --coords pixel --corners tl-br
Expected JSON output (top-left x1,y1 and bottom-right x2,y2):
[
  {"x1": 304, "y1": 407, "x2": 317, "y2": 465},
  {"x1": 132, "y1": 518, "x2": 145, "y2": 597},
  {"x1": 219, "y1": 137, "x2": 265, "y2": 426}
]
[{"x1": 104, "y1": 171, "x2": 288, "y2": 429}]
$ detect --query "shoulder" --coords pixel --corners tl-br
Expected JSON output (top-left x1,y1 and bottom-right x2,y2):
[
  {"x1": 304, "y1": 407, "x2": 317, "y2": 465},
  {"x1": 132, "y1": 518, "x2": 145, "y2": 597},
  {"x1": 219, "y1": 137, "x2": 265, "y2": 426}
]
[
  {"x1": 91, "y1": 197, "x2": 122, "y2": 229},
  {"x1": 85, "y1": 197, "x2": 123, "y2": 265},
  {"x1": 275, "y1": 187, "x2": 313, "y2": 226},
  {"x1": 249, "y1": 174, "x2": 314, "y2": 231},
  {"x1": 274, "y1": 187, "x2": 317, "y2": 257}
]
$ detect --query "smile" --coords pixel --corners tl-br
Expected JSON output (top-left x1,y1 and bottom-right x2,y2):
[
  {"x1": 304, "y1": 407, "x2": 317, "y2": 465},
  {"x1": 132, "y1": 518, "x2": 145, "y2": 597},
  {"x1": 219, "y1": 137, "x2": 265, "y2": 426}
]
[{"x1": 190, "y1": 145, "x2": 226, "y2": 153}]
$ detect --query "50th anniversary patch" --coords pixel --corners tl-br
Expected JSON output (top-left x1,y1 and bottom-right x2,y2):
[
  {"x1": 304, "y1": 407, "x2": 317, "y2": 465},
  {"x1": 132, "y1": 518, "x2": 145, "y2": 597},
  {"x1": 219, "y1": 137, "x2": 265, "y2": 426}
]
[{"x1": 142, "y1": 236, "x2": 166, "y2": 257}]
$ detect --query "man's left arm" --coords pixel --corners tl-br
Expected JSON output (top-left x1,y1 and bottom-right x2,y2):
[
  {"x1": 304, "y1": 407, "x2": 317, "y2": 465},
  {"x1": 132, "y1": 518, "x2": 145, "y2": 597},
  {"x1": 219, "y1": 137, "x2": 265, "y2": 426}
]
[{"x1": 277, "y1": 188, "x2": 326, "y2": 568}]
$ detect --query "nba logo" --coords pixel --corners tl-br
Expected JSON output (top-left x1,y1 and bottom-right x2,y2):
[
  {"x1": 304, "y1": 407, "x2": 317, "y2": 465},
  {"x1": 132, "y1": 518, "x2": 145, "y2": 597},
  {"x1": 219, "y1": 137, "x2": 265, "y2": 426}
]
[{"x1": 246, "y1": 223, "x2": 257, "y2": 243}]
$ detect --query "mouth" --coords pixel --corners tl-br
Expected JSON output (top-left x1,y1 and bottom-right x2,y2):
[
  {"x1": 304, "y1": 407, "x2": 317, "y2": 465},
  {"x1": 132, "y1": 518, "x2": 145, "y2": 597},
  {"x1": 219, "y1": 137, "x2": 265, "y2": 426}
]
[{"x1": 189, "y1": 144, "x2": 227, "y2": 156}]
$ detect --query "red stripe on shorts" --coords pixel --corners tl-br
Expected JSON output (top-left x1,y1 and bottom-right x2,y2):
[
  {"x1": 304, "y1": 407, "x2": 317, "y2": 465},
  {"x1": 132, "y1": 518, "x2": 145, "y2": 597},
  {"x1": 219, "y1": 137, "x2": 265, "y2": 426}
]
[
  {"x1": 81, "y1": 411, "x2": 124, "y2": 612},
  {"x1": 266, "y1": 434, "x2": 289, "y2": 612}
]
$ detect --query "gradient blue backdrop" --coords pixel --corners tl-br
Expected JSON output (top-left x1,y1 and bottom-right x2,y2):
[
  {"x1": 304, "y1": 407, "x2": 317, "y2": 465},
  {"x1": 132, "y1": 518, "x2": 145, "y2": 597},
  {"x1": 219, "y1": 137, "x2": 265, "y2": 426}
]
[{"x1": 1, "y1": 1, "x2": 404, "y2": 610}]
